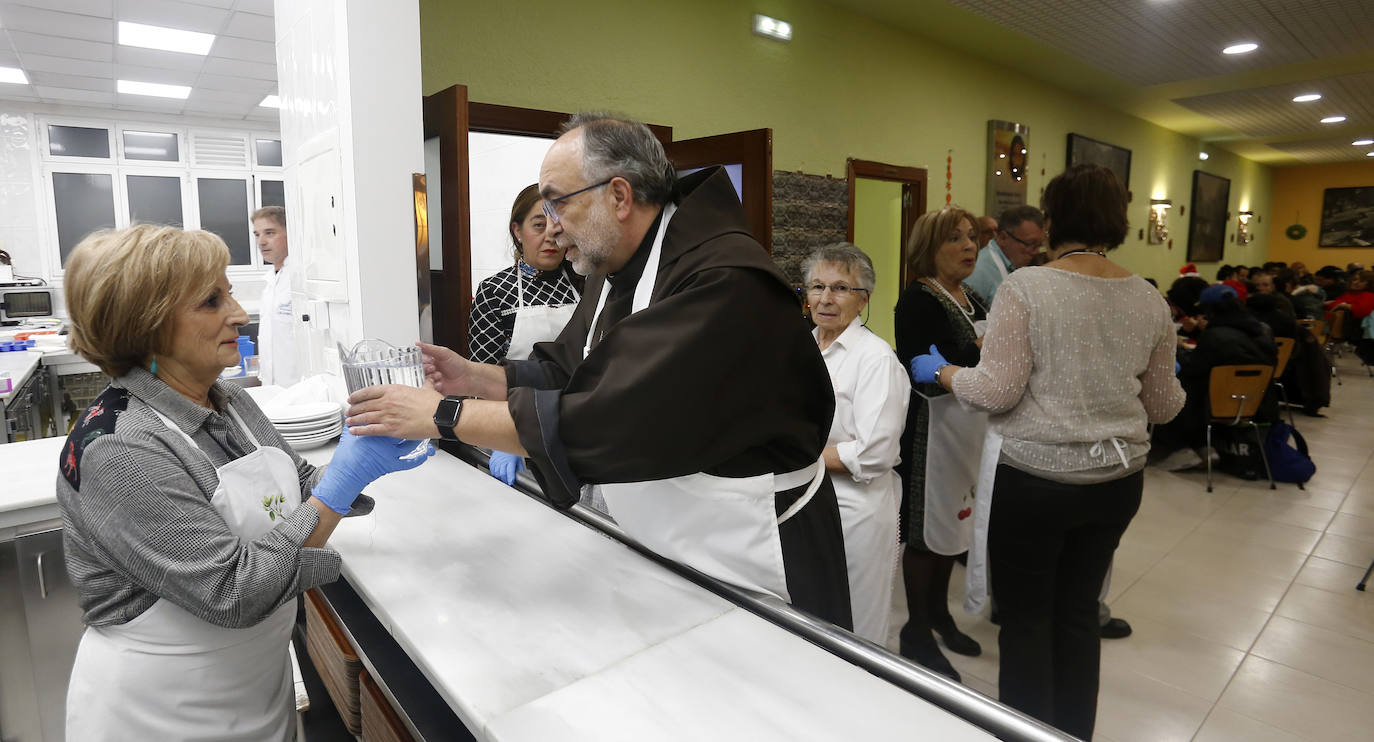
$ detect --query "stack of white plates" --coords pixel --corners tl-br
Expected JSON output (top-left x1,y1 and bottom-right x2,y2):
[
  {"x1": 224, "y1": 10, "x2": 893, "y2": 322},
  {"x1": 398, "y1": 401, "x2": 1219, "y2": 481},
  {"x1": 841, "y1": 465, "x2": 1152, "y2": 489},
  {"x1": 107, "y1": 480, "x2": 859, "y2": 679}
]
[{"x1": 268, "y1": 401, "x2": 343, "y2": 450}]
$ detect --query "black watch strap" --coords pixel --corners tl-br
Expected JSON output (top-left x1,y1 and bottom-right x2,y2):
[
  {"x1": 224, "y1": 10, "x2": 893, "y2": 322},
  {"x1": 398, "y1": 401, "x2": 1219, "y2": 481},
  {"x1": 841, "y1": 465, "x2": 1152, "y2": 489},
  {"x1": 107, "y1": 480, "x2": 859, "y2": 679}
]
[{"x1": 433, "y1": 396, "x2": 464, "y2": 441}]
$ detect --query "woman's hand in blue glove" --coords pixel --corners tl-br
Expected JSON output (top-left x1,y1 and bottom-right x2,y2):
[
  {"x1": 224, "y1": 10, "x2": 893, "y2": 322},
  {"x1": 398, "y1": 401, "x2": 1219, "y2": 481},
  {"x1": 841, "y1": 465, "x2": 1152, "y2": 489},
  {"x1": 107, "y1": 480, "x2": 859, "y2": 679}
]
[
  {"x1": 488, "y1": 451, "x2": 525, "y2": 486},
  {"x1": 910, "y1": 344, "x2": 950, "y2": 384},
  {"x1": 312, "y1": 429, "x2": 435, "y2": 514}
]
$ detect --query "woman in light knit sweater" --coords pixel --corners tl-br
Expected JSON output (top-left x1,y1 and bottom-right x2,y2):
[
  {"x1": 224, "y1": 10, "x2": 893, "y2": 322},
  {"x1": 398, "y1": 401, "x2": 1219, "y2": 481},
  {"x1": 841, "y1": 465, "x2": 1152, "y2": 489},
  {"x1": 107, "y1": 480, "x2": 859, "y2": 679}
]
[{"x1": 910, "y1": 164, "x2": 1185, "y2": 740}]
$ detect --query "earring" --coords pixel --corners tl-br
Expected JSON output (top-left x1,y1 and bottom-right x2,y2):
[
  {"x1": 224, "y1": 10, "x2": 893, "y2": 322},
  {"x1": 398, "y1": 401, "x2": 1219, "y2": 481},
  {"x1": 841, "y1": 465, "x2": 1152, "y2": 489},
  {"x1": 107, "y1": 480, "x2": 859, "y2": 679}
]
[{"x1": 150, "y1": 358, "x2": 158, "y2": 374}]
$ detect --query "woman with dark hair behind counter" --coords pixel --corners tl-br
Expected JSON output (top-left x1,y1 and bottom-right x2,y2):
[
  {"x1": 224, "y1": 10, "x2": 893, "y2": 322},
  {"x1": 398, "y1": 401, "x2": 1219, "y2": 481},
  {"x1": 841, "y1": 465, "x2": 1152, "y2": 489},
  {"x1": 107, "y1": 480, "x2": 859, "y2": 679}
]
[
  {"x1": 910, "y1": 165, "x2": 1184, "y2": 739},
  {"x1": 467, "y1": 183, "x2": 583, "y2": 484}
]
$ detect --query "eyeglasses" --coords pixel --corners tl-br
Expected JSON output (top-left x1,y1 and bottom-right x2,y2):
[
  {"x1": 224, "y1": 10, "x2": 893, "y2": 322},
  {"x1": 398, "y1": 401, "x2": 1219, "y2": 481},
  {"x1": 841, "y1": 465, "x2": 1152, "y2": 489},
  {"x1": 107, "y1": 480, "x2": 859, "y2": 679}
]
[
  {"x1": 1001, "y1": 231, "x2": 1044, "y2": 250},
  {"x1": 541, "y1": 179, "x2": 613, "y2": 224},
  {"x1": 807, "y1": 283, "x2": 869, "y2": 298}
]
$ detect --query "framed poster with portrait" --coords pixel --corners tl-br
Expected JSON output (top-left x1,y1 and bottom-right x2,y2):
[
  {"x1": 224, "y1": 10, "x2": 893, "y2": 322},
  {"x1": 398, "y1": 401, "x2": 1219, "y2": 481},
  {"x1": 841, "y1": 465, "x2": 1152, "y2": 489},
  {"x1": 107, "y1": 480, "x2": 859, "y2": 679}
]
[
  {"x1": 1187, "y1": 170, "x2": 1231, "y2": 263},
  {"x1": 1066, "y1": 133, "x2": 1131, "y2": 192},
  {"x1": 1318, "y1": 186, "x2": 1374, "y2": 247}
]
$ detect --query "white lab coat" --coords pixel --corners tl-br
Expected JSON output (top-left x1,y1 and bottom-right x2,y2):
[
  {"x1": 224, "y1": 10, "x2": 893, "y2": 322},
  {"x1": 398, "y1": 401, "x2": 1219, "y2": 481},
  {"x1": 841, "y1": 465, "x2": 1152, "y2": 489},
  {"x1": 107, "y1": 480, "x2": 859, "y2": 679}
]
[
  {"x1": 815, "y1": 317, "x2": 910, "y2": 643},
  {"x1": 258, "y1": 257, "x2": 300, "y2": 387}
]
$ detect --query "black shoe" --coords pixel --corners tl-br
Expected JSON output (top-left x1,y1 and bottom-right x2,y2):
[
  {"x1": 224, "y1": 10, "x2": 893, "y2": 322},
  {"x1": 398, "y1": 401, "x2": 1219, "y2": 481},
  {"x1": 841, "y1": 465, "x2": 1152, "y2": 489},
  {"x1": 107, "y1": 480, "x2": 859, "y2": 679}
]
[
  {"x1": 933, "y1": 617, "x2": 982, "y2": 657},
  {"x1": 989, "y1": 610, "x2": 1000, "y2": 626},
  {"x1": 1100, "y1": 617, "x2": 1132, "y2": 639},
  {"x1": 899, "y1": 635, "x2": 962, "y2": 683}
]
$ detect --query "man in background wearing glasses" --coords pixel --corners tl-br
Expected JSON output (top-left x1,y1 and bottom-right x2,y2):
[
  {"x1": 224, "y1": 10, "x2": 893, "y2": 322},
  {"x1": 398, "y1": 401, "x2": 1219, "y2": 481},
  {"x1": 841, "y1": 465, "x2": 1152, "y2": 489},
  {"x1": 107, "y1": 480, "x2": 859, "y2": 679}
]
[
  {"x1": 965, "y1": 205, "x2": 1045, "y2": 305},
  {"x1": 347, "y1": 112, "x2": 852, "y2": 630}
]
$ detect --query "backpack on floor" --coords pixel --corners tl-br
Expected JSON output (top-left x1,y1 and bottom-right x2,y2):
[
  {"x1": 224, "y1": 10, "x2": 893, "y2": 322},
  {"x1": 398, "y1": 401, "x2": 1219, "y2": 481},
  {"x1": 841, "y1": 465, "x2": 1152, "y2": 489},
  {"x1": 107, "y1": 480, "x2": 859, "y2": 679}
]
[{"x1": 1264, "y1": 422, "x2": 1316, "y2": 484}]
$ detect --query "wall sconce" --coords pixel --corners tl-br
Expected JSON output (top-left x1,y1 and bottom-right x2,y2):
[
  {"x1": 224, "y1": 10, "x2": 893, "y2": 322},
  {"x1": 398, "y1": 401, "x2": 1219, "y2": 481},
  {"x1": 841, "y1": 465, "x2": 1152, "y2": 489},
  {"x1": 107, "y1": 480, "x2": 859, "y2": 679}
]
[
  {"x1": 1149, "y1": 199, "x2": 1172, "y2": 244},
  {"x1": 753, "y1": 14, "x2": 793, "y2": 41},
  {"x1": 1237, "y1": 211, "x2": 1255, "y2": 245}
]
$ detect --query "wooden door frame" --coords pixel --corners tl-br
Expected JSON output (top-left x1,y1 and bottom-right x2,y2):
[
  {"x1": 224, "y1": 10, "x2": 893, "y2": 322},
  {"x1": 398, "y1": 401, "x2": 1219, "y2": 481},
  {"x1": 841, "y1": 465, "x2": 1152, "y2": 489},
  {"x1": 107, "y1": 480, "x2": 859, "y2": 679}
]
[
  {"x1": 666, "y1": 129, "x2": 773, "y2": 251},
  {"x1": 846, "y1": 158, "x2": 928, "y2": 289},
  {"x1": 422, "y1": 85, "x2": 675, "y2": 356}
]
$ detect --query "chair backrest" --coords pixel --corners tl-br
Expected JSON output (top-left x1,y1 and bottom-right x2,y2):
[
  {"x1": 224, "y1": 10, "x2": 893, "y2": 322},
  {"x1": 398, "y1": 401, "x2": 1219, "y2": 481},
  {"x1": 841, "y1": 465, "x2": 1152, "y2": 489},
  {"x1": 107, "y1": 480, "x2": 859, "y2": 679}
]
[
  {"x1": 1274, "y1": 337, "x2": 1296, "y2": 377},
  {"x1": 1208, "y1": 364, "x2": 1275, "y2": 422},
  {"x1": 1299, "y1": 318, "x2": 1327, "y2": 345},
  {"x1": 1324, "y1": 310, "x2": 1345, "y2": 343}
]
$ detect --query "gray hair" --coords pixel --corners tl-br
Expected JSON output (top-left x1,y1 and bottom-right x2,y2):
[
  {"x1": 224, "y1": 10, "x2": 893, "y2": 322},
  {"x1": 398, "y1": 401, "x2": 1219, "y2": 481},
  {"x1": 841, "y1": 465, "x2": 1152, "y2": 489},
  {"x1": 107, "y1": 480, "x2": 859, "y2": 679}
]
[
  {"x1": 998, "y1": 205, "x2": 1044, "y2": 233},
  {"x1": 802, "y1": 242, "x2": 877, "y2": 293},
  {"x1": 560, "y1": 112, "x2": 676, "y2": 206}
]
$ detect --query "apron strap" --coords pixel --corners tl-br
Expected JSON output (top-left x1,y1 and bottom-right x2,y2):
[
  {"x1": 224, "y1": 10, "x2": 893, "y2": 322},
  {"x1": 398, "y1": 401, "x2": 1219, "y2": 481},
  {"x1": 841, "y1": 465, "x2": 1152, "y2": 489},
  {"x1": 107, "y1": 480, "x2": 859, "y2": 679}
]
[
  {"x1": 582, "y1": 203, "x2": 677, "y2": 360},
  {"x1": 776, "y1": 457, "x2": 825, "y2": 525},
  {"x1": 148, "y1": 404, "x2": 261, "y2": 453}
]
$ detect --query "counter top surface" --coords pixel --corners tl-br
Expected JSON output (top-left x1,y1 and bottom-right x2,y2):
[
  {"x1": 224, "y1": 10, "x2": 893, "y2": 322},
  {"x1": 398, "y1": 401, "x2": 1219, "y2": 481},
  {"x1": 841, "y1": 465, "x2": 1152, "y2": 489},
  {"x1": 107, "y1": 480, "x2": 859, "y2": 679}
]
[
  {"x1": 0, "y1": 349, "x2": 43, "y2": 403},
  {"x1": 7, "y1": 437, "x2": 996, "y2": 740}
]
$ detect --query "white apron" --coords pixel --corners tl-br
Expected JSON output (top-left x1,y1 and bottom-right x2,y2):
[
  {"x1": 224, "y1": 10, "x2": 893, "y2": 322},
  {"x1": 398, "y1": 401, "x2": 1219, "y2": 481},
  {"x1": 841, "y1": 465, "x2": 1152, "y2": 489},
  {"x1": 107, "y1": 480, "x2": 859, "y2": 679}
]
[
  {"x1": 581, "y1": 203, "x2": 825, "y2": 602},
  {"x1": 830, "y1": 470, "x2": 899, "y2": 644},
  {"x1": 66, "y1": 405, "x2": 303, "y2": 742},
  {"x1": 963, "y1": 429, "x2": 1003, "y2": 615},
  {"x1": 259, "y1": 259, "x2": 300, "y2": 387},
  {"x1": 922, "y1": 393, "x2": 988, "y2": 555},
  {"x1": 505, "y1": 263, "x2": 580, "y2": 361}
]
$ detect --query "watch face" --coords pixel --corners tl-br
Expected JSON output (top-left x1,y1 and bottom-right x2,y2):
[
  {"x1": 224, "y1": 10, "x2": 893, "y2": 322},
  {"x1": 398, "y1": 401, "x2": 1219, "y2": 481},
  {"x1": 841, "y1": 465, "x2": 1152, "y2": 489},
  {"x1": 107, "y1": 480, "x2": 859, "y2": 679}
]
[{"x1": 435, "y1": 397, "x2": 461, "y2": 426}]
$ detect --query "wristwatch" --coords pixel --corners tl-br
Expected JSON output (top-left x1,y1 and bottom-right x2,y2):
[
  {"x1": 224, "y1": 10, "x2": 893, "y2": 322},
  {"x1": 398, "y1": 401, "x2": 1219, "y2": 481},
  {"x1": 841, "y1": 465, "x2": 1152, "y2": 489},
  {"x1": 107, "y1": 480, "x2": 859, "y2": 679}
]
[{"x1": 433, "y1": 396, "x2": 464, "y2": 441}]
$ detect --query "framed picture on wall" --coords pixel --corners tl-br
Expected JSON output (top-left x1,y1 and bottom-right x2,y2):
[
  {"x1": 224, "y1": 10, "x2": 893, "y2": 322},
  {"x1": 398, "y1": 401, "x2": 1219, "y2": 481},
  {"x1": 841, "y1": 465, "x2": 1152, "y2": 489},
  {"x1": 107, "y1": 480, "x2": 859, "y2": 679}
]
[
  {"x1": 1318, "y1": 186, "x2": 1374, "y2": 247},
  {"x1": 1187, "y1": 170, "x2": 1231, "y2": 263},
  {"x1": 1066, "y1": 133, "x2": 1131, "y2": 191}
]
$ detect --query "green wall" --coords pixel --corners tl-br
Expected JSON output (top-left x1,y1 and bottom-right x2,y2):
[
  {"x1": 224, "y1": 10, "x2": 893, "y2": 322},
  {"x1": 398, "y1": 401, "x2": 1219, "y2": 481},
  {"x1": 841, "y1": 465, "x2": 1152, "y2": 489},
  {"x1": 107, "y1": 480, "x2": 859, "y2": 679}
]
[
  {"x1": 420, "y1": 0, "x2": 1272, "y2": 285},
  {"x1": 852, "y1": 178, "x2": 902, "y2": 346}
]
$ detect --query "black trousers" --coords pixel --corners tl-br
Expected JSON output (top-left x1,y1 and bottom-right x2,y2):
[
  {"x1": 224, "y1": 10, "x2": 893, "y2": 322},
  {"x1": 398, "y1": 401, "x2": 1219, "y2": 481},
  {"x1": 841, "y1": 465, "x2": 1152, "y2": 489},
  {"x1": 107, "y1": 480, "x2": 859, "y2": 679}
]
[
  {"x1": 989, "y1": 465, "x2": 1143, "y2": 740},
  {"x1": 777, "y1": 475, "x2": 854, "y2": 631}
]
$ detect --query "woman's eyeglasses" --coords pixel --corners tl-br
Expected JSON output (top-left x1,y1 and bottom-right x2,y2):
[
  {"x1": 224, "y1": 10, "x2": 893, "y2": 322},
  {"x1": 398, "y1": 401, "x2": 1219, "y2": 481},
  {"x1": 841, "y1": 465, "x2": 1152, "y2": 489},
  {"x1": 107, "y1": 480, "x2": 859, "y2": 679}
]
[{"x1": 807, "y1": 283, "x2": 869, "y2": 298}]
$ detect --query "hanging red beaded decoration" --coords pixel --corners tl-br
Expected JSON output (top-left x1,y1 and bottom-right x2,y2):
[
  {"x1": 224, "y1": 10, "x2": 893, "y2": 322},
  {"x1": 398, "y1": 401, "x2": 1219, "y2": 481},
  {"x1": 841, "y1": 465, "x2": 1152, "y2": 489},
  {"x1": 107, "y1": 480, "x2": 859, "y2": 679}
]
[{"x1": 945, "y1": 150, "x2": 953, "y2": 205}]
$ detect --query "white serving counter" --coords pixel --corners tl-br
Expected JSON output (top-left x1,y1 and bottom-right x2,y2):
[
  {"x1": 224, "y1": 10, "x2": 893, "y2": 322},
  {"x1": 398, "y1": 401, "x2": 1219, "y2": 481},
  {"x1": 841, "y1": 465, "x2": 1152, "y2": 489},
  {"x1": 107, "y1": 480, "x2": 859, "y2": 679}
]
[
  {"x1": 3, "y1": 437, "x2": 997, "y2": 740},
  {"x1": 0, "y1": 349, "x2": 43, "y2": 404}
]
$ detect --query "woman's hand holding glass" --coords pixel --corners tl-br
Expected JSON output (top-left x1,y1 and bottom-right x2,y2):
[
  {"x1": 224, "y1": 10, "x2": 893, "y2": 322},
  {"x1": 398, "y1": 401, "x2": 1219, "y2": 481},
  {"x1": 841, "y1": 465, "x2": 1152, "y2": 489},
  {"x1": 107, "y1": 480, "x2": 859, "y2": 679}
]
[{"x1": 312, "y1": 428, "x2": 435, "y2": 514}]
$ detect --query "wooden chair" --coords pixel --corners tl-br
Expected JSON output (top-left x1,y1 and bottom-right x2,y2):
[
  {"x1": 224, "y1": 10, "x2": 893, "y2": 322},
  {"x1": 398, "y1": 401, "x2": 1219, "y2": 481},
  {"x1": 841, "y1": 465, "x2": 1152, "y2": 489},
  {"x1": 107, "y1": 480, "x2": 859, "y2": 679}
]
[
  {"x1": 1206, "y1": 364, "x2": 1276, "y2": 493},
  {"x1": 1299, "y1": 318, "x2": 1340, "y2": 386},
  {"x1": 1272, "y1": 337, "x2": 1297, "y2": 429}
]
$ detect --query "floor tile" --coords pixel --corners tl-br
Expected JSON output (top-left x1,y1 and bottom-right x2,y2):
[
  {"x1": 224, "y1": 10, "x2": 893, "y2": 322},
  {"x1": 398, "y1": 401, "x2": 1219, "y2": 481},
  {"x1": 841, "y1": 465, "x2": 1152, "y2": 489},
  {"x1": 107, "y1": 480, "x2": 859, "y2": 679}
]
[
  {"x1": 1311, "y1": 532, "x2": 1374, "y2": 569},
  {"x1": 1251, "y1": 615, "x2": 1374, "y2": 694},
  {"x1": 1188, "y1": 517, "x2": 1323, "y2": 555},
  {"x1": 1098, "y1": 615, "x2": 1245, "y2": 701},
  {"x1": 1338, "y1": 491, "x2": 1374, "y2": 518},
  {"x1": 1217, "y1": 656, "x2": 1374, "y2": 742},
  {"x1": 1167, "y1": 528, "x2": 1310, "y2": 582},
  {"x1": 1210, "y1": 494, "x2": 1337, "y2": 532},
  {"x1": 1111, "y1": 577, "x2": 1272, "y2": 651},
  {"x1": 1294, "y1": 556, "x2": 1371, "y2": 594},
  {"x1": 1140, "y1": 554, "x2": 1294, "y2": 613},
  {"x1": 1273, "y1": 583, "x2": 1374, "y2": 643},
  {"x1": 1192, "y1": 707, "x2": 1307, "y2": 742},
  {"x1": 1326, "y1": 512, "x2": 1374, "y2": 542},
  {"x1": 1094, "y1": 664, "x2": 1212, "y2": 742}
]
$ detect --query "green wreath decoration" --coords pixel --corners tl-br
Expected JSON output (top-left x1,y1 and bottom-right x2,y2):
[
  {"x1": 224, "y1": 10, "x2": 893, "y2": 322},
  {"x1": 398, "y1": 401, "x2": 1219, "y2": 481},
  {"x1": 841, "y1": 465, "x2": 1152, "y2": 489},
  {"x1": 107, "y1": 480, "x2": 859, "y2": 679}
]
[{"x1": 1285, "y1": 224, "x2": 1307, "y2": 240}]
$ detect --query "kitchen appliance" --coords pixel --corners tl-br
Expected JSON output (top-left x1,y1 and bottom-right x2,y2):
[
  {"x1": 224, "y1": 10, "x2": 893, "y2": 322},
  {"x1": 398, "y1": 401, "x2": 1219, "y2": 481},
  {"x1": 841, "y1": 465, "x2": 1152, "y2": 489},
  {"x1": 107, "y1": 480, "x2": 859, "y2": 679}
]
[{"x1": 0, "y1": 285, "x2": 57, "y2": 325}]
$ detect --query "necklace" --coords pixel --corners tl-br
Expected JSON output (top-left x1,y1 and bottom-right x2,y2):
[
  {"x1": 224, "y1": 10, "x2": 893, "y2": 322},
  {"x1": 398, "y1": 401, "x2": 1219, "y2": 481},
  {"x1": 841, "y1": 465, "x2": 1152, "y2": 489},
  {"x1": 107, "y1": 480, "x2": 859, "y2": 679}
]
[
  {"x1": 1058, "y1": 248, "x2": 1107, "y2": 259},
  {"x1": 924, "y1": 277, "x2": 978, "y2": 320}
]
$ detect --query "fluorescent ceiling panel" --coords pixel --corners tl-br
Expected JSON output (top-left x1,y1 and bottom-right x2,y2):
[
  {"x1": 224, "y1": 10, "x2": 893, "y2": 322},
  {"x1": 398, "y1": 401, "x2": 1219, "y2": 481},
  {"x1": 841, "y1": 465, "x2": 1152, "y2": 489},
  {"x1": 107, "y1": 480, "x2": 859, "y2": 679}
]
[
  {"x1": 118, "y1": 21, "x2": 215, "y2": 56},
  {"x1": 0, "y1": 67, "x2": 29, "y2": 85},
  {"x1": 259, "y1": 94, "x2": 280, "y2": 108},
  {"x1": 117, "y1": 79, "x2": 191, "y2": 99}
]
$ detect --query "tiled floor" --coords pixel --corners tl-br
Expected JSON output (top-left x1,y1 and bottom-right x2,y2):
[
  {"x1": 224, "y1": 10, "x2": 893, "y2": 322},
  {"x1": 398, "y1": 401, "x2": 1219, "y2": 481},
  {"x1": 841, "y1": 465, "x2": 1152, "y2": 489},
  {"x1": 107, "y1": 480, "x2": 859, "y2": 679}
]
[{"x1": 886, "y1": 352, "x2": 1374, "y2": 741}]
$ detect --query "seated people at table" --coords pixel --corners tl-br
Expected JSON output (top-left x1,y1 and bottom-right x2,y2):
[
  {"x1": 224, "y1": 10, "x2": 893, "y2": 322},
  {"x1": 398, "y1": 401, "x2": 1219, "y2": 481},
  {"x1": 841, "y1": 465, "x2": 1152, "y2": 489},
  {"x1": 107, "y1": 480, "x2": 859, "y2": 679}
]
[
  {"x1": 1153, "y1": 284, "x2": 1277, "y2": 470},
  {"x1": 966, "y1": 205, "x2": 1044, "y2": 305},
  {"x1": 468, "y1": 184, "x2": 584, "y2": 485},
  {"x1": 1314, "y1": 266, "x2": 1346, "y2": 301},
  {"x1": 1166, "y1": 275, "x2": 1210, "y2": 340},
  {"x1": 893, "y1": 205, "x2": 986, "y2": 681},
  {"x1": 1216, "y1": 265, "x2": 1249, "y2": 302},
  {"x1": 1324, "y1": 269, "x2": 1374, "y2": 320},
  {"x1": 1250, "y1": 272, "x2": 1295, "y2": 318},
  {"x1": 1248, "y1": 292, "x2": 1299, "y2": 341},
  {"x1": 346, "y1": 112, "x2": 853, "y2": 628},
  {"x1": 805, "y1": 243, "x2": 909, "y2": 644},
  {"x1": 909, "y1": 164, "x2": 1184, "y2": 739},
  {"x1": 57, "y1": 225, "x2": 431, "y2": 741},
  {"x1": 1279, "y1": 269, "x2": 1325, "y2": 321}
]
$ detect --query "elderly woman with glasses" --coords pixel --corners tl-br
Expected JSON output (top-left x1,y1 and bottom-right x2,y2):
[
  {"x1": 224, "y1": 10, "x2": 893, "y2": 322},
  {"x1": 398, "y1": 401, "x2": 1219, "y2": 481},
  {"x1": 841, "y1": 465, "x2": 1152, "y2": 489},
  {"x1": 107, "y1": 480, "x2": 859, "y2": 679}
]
[
  {"x1": 892, "y1": 205, "x2": 988, "y2": 681},
  {"x1": 805, "y1": 243, "x2": 910, "y2": 645}
]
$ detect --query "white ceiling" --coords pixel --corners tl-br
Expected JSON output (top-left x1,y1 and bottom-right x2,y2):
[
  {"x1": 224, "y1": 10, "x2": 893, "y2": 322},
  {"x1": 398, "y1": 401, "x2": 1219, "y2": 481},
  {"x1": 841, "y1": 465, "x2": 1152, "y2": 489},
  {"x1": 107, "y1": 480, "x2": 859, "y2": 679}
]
[{"x1": 0, "y1": 0, "x2": 279, "y2": 123}]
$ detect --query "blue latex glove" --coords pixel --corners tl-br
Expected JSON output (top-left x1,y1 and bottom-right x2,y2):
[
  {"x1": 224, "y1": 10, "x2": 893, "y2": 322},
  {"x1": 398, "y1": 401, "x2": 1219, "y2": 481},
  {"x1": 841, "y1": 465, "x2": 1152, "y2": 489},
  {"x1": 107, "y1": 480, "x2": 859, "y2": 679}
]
[
  {"x1": 1175, "y1": 360, "x2": 1182, "y2": 374},
  {"x1": 312, "y1": 429, "x2": 435, "y2": 514},
  {"x1": 488, "y1": 451, "x2": 525, "y2": 486},
  {"x1": 910, "y1": 344, "x2": 951, "y2": 384}
]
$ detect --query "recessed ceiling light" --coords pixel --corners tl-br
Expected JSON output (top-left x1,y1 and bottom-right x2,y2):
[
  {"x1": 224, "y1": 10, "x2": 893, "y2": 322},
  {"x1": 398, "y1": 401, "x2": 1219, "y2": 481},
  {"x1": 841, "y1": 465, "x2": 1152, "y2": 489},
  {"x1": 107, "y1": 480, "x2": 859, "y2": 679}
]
[
  {"x1": 1353, "y1": 139, "x2": 1374, "y2": 146},
  {"x1": 1367, "y1": 152, "x2": 1374, "y2": 157},
  {"x1": 0, "y1": 66, "x2": 28, "y2": 85},
  {"x1": 1321, "y1": 115, "x2": 1347, "y2": 124},
  {"x1": 1222, "y1": 42, "x2": 1258, "y2": 55},
  {"x1": 1292, "y1": 93, "x2": 1322, "y2": 102},
  {"x1": 752, "y1": 14, "x2": 792, "y2": 42},
  {"x1": 117, "y1": 79, "x2": 191, "y2": 99},
  {"x1": 259, "y1": 94, "x2": 281, "y2": 108},
  {"x1": 1199, "y1": 152, "x2": 1210, "y2": 160},
  {"x1": 118, "y1": 21, "x2": 215, "y2": 56}
]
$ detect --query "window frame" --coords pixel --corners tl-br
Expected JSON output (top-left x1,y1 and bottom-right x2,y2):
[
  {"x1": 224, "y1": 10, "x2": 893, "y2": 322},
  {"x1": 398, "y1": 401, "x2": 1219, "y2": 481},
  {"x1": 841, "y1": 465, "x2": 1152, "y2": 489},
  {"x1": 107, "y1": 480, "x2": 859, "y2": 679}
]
[
  {"x1": 121, "y1": 167, "x2": 192, "y2": 230},
  {"x1": 192, "y1": 170, "x2": 260, "y2": 272},
  {"x1": 116, "y1": 124, "x2": 187, "y2": 167},
  {"x1": 40, "y1": 119, "x2": 116, "y2": 164},
  {"x1": 41, "y1": 164, "x2": 121, "y2": 269}
]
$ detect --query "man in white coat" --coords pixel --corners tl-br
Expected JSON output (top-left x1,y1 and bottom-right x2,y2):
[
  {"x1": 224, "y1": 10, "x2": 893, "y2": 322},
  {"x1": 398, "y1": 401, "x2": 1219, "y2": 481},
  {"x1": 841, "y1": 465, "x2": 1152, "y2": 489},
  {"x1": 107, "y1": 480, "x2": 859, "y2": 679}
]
[{"x1": 254, "y1": 206, "x2": 300, "y2": 387}]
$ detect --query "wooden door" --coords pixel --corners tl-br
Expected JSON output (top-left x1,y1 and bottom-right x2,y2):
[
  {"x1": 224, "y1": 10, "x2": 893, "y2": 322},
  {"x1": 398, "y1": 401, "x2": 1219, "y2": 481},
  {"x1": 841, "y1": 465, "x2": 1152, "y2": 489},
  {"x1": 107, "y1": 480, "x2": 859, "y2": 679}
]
[{"x1": 665, "y1": 129, "x2": 773, "y2": 251}]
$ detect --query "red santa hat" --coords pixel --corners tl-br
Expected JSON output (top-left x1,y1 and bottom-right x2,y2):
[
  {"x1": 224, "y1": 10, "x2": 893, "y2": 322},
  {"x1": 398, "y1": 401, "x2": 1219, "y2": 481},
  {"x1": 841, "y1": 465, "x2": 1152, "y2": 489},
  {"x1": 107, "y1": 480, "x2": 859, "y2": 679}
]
[{"x1": 1179, "y1": 263, "x2": 1199, "y2": 277}]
